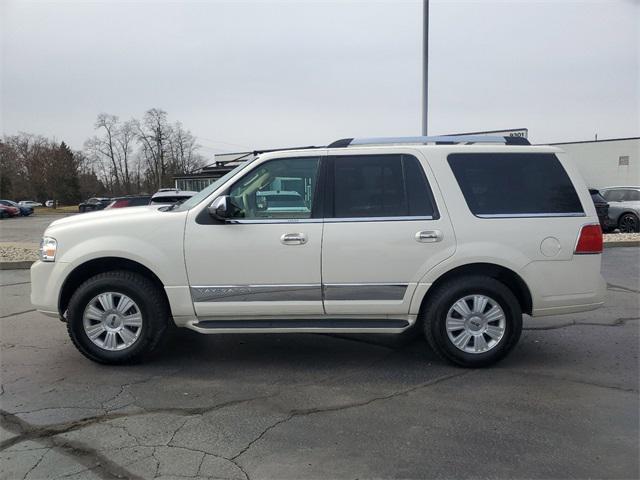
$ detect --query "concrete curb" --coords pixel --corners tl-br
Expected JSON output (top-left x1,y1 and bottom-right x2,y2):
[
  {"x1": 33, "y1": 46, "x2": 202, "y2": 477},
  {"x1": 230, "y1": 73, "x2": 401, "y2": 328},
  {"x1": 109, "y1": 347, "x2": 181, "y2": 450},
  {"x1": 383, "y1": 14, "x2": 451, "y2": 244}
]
[
  {"x1": 604, "y1": 241, "x2": 640, "y2": 248},
  {"x1": 0, "y1": 261, "x2": 34, "y2": 270}
]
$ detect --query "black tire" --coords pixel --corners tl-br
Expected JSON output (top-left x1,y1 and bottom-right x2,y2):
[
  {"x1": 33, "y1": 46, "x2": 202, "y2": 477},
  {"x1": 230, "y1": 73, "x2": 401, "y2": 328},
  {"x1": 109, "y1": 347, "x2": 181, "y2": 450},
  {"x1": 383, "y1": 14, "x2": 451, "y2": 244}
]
[
  {"x1": 66, "y1": 270, "x2": 170, "y2": 364},
  {"x1": 618, "y1": 213, "x2": 639, "y2": 233},
  {"x1": 421, "y1": 275, "x2": 522, "y2": 368}
]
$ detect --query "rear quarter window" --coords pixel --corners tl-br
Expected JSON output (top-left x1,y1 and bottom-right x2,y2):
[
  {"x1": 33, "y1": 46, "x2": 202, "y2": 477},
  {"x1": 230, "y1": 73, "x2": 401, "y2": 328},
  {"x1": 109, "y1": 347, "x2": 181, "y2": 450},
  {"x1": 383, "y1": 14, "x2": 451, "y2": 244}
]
[{"x1": 447, "y1": 153, "x2": 584, "y2": 217}]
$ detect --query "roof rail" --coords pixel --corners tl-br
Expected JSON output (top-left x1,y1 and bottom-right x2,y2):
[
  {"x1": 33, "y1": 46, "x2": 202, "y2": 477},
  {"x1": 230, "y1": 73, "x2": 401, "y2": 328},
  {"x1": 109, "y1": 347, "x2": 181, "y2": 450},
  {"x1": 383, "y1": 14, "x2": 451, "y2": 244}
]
[{"x1": 327, "y1": 135, "x2": 530, "y2": 148}]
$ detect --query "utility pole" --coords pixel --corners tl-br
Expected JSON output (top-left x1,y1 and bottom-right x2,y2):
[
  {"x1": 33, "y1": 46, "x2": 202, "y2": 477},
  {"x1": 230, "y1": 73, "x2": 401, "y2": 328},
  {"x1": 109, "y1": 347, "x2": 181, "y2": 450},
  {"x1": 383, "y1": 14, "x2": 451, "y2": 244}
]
[{"x1": 422, "y1": 0, "x2": 429, "y2": 136}]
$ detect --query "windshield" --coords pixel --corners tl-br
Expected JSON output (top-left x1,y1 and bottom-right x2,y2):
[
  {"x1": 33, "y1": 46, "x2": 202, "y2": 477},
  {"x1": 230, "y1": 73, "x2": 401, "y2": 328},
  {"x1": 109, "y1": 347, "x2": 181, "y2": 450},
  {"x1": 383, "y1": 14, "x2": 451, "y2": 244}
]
[{"x1": 173, "y1": 158, "x2": 257, "y2": 212}]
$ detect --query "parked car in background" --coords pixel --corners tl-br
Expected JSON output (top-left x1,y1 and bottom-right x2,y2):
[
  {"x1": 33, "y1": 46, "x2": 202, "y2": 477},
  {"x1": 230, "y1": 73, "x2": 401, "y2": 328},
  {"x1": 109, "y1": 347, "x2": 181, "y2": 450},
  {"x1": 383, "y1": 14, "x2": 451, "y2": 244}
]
[
  {"x1": 0, "y1": 204, "x2": 20, "y2": 217},
  {"x1": 150, "y1": 189, "x2": 196, "y2": 206},
  {"x1": 45, "y1": 200, "x2": 54, "y2": 208},
  {"x1": 19, "y1": 200, "x2": 42, "y2": 207},
  {"x1": 600, "y1": 186, "x2": 640, "y2": 233},
  {"x1": 105, "y1": 195, "x2": 152, "y2": 209},
  {"x1": 588, "y1": 189, "x2": 610, "y2": 231},
  {"x1": 78, "y1": 197, "x2": 112, "y2": 213},
  {"x1": 0, "y1": 205, "x2": 13, "y2": 219},
  {"x1": 0, "y1": 200, "x2": 34, "y2": 216}
]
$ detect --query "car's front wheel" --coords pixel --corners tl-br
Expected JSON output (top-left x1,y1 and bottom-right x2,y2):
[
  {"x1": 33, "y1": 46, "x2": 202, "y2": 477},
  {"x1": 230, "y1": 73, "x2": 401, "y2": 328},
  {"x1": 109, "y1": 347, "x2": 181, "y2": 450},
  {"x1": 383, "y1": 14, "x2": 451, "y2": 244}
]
[
  {"x1": 66, "y1": 271, "x2": 170, "y2": 364},
  {"x1": 422, "y1": 275, "x2": 522, "y2": 367}
]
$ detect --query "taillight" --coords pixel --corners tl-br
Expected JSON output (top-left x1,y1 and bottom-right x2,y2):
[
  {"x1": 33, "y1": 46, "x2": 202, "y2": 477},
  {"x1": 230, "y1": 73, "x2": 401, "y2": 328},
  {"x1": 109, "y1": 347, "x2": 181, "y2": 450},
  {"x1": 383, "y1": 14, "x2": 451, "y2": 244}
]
[
  {"x1": 575, "y1": 224, "x2": 603, "y2": 254},
  {"x1": 110, "y1": 200, "x2": 128, "y2": 209}
]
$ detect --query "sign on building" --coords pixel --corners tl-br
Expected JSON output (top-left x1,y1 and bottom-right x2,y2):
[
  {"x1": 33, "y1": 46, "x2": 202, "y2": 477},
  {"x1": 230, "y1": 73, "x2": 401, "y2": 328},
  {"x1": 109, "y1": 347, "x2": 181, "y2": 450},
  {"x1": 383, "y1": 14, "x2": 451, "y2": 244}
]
[{"x1": 448, "y1": 128, "x2": 528, "y2": 139}]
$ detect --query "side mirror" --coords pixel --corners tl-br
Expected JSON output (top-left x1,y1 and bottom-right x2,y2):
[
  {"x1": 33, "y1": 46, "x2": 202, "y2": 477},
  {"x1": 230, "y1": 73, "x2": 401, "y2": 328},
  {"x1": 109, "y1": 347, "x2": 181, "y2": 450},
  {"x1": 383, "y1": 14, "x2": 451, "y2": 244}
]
[{"x1": 208, "y1": 195, "x2": 232, "y2": 221}]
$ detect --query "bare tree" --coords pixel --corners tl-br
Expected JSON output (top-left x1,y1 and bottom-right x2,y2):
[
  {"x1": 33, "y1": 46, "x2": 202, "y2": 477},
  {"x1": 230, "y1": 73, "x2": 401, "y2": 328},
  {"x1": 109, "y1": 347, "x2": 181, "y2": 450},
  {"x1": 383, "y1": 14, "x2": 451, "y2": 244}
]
[
  {"x1": 85, "y1": 113, "x2": 140, "y2": 194},
  {"x1": 135, "y1": 108, "x2": 170, "y2": 190},
  {"x1": 116, "y1": 120, "x2": 137, "y2": 192},
  {"x1": 167, "y1": 121, "x2": 204, "y2": 175},
  {"x1": 83, "y1": 108, "x2": 206, "y2": 193}
]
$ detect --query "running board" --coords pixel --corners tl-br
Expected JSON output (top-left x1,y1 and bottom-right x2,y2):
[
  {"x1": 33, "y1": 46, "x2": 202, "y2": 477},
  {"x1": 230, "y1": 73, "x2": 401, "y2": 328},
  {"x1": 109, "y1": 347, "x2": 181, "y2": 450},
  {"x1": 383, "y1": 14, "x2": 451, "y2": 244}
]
[{"x1": 190, "y1": 318, "x2": 410, "y2": 332}]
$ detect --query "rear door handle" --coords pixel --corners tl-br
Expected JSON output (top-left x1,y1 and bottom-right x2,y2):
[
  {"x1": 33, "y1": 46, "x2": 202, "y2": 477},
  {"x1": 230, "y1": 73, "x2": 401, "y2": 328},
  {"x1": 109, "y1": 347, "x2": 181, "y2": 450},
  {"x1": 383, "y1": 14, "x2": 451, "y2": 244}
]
[
  {"x1": 280, "y1": 233, "x2": 308, "y2": 245},
  {"x1": 415, "y1": 230, "x2": 442, "y2": 243}
]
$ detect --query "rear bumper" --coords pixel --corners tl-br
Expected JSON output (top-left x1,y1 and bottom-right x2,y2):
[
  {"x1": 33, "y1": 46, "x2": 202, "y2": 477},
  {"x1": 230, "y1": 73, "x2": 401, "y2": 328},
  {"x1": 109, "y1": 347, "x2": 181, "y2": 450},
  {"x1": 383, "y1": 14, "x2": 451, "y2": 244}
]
[
  {"x1": 532, "y1": 299, "x2": 604, "y2": 317},
  {"x1": 524, "y1": 255, "x2": 606, "y2": 317}
]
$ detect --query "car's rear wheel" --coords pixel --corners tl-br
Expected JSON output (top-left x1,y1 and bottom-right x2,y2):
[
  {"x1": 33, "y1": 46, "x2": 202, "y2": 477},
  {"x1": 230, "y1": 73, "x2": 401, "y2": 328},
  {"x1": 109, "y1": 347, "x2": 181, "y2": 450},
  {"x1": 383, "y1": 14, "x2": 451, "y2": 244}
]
[
  {"x1": 66, "y1": 270, "x2": 170, "y2": 364},
  {"x1": 618, "y1": 213, "x2": 639, "y2": 233},
  {"x1": 422, "y1": 275, "x2": 522, "y2": 368}
]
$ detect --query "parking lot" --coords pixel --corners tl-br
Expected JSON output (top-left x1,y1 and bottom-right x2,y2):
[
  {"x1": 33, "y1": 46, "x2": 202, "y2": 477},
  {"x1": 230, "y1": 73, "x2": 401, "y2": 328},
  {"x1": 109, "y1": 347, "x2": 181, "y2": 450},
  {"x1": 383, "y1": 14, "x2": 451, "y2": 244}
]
[
  {"x1": 0, "y1": 216, "x2": 638, "y2": 479},
  {"x1": 0, "y1": 214, "x2": 68, "y2": 246}
]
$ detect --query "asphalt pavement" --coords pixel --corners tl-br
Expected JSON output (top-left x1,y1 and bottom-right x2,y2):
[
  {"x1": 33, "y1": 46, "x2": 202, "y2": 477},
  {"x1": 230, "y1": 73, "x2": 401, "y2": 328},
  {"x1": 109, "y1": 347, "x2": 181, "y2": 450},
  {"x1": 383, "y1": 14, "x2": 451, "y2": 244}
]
[
  {"x1": 0, "y1": 247, "x2": 638, "y2": 479},
  {"x1": 0, "y1": 214, "x2": 71, "y2": 246}
]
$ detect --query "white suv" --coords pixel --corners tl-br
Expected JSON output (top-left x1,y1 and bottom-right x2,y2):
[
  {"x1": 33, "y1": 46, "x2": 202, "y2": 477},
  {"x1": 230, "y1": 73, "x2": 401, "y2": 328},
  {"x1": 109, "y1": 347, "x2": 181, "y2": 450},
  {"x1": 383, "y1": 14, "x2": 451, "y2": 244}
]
[{"x1": 31, "y1": 136, "x2": 606, "y2": 367}]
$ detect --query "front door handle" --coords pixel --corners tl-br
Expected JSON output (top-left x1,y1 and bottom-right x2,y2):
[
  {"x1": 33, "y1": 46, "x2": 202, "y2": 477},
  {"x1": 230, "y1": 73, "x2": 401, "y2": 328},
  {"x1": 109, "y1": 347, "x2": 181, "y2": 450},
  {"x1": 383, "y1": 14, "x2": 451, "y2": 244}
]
[
  {"x1": 415, "y1": 230, "x2": 442, "y2": 243},
  {"x1": 280, "y1": 233, "x2": 308, "y2": 245}
]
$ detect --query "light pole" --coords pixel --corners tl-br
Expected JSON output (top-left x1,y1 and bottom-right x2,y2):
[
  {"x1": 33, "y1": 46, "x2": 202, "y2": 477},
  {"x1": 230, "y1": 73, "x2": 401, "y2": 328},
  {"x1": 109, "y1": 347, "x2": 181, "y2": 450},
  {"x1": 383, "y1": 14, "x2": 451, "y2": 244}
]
[{"x1": 422, "y1": 0, "x2": 429, "y2": 136}]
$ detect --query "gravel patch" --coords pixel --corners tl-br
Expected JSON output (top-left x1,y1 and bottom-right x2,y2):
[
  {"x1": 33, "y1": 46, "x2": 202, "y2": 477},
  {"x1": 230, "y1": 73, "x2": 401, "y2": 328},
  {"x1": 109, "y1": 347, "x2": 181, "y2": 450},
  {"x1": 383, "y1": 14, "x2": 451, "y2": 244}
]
[
  {"x1": 0, "y1": 243, "x2": 39, "y2": 262},
  {"x1": 604, "y1": 233, "x2": 640, "y2": 243}
]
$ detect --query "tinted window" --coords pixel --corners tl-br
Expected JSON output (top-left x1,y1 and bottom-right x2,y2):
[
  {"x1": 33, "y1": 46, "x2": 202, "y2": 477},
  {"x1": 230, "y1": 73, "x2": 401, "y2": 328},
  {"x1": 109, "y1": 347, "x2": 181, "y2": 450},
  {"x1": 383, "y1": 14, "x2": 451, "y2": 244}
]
[
  {"x1": 129, "y1": 197, "x2": 151, "y2": 206},
  {"x1": 151, "y1": 196, "x2": 190, "y2": 204},
  {"x1": 229, "y1": 157, "x2": 319, "y2": 219},
  {"x1": 332, "y1": 154, "x2": 436, "y2": 218},
  {"x1": 623, "y1": 190, "x2": 640, "y2": 201},
  {"x1": 448, "y1": 153, "x2": 583, "y2": 216},
  {"x1": 602, "y1": 190, "x2": 623, "y2": 202}
]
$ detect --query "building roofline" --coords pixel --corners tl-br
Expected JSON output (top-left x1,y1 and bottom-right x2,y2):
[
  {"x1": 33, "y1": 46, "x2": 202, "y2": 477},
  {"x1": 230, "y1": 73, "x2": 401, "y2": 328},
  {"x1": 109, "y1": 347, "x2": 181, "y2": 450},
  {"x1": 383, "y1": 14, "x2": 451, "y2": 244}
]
[
  {"x1": 444, "y1": 127, "x2": 529, "y2": 136},
  {"x1": 544, "y1": 136, "x2": 640, "y2": 146}
]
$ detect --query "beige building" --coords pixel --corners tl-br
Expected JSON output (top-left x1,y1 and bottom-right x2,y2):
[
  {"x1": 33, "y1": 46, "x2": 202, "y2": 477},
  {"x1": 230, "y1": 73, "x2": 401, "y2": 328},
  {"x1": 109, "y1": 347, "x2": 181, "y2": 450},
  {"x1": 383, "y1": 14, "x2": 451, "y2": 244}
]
[{"x1": 550, "y1": 137, "x2": 639, "y2": 189}]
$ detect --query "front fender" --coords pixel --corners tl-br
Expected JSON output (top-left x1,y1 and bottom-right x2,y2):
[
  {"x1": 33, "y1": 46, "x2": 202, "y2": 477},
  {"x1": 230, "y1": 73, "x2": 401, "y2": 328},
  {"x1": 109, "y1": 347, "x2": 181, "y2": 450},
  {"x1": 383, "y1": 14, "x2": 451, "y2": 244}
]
[{"x1": 57, "y1": 236, "x2": 188, "y2": 287}]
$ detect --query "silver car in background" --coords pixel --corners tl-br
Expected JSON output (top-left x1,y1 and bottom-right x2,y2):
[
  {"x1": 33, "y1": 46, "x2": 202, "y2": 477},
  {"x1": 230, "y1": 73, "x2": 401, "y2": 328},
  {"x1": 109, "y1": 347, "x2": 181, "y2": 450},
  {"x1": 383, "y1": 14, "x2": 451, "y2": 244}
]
[{"x1": 600, "y1": 186, "x2": 640, "y2": 233}]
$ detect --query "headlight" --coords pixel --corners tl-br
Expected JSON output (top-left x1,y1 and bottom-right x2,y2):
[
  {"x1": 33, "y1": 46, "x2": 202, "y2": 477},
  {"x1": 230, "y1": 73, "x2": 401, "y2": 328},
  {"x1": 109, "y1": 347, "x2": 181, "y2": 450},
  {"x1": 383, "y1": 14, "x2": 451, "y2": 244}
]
[{"x1": 39, "y1": 237, "x2": 57, "y2": 262}]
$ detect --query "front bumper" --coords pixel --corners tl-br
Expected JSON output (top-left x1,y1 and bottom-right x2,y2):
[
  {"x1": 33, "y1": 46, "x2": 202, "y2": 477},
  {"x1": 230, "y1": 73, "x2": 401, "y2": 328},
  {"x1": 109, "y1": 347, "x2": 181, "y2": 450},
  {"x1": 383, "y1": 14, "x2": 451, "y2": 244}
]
[{"x1": 30, "y1": 260, "x2": 68, "y2": 316}]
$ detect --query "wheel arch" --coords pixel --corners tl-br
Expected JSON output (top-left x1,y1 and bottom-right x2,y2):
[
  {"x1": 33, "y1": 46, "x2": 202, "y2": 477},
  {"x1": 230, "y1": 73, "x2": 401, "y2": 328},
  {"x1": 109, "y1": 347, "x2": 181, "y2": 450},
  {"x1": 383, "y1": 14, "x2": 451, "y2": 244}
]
[
  {"x1": 58, "y1": 257, "x2": 168, "y2": 317},
  {"x1": 418, "y1": 262, "x2": 533, "y2": 316},
  {"x1": 617, "y1": 210, "x2": 639, "y2": 224}
]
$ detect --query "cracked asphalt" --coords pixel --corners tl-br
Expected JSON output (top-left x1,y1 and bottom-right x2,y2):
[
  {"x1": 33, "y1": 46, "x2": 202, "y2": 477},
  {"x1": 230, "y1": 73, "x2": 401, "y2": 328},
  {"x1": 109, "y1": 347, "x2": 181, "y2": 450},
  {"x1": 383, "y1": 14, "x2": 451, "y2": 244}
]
[{"x1": 0, "y1": 248, "x2": 638, "y2": 480}]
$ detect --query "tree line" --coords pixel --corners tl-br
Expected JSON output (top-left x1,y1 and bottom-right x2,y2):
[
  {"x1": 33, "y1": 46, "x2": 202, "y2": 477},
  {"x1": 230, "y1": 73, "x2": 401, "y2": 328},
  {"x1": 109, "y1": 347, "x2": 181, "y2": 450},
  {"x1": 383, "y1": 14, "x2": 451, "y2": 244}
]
[{"x1": 0, "y1": 108, "x2": 205, "y2": 204}]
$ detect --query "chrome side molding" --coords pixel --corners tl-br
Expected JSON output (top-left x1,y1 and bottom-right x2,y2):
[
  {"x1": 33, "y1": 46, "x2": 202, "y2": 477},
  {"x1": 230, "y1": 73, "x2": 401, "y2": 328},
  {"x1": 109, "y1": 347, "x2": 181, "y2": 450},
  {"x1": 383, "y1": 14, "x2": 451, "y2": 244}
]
[{"x1": 190, "y1": 283, "x2": 409, "y2": 303}]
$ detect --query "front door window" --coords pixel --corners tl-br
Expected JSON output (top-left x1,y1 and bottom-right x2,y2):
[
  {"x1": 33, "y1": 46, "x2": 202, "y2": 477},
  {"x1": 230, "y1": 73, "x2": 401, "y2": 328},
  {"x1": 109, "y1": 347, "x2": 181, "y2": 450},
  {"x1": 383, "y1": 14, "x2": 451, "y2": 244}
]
[{"x1": 228, "y1": 157, "x2": 320, "y2": 220}]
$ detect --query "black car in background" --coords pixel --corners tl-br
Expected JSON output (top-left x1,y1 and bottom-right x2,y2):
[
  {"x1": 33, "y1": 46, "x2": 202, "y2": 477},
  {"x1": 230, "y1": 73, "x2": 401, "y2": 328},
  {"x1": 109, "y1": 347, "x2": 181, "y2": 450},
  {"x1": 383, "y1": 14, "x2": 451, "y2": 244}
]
[
  {"x1": 78, "y1": 197, "x2": 112, "y2": 213},
  {"x1": 104, "y1": 195, "x2": 152, "y2": 209},
  {"x1": 589, "y1": 189, "x2": 610, "y2": 231}
]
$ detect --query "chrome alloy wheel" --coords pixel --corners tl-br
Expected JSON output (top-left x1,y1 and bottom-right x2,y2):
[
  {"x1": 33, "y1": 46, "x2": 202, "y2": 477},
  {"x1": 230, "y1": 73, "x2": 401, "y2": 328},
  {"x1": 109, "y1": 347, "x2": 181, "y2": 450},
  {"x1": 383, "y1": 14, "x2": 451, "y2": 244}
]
[
  {"x1": 82, "y1": 292, "x2": 143, "y2": 351},
  {"x1": 445, "y1": 294, "x2": 506, "y2": 354}
]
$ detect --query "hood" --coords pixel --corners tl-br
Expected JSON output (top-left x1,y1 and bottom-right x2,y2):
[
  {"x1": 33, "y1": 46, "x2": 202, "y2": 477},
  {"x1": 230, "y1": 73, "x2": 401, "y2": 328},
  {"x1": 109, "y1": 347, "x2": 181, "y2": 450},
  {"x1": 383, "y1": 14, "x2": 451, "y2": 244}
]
[{"x1": 48, "y1": 205, "x2": 164, "y2": 229}]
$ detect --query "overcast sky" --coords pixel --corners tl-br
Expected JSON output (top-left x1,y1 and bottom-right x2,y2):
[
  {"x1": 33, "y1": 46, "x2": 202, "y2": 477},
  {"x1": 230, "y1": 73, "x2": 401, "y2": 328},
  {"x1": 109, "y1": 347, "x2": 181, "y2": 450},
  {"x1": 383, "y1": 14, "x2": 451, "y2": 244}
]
[{"x1": 1, "y1": 0, "x2": 638, "y2": 155}]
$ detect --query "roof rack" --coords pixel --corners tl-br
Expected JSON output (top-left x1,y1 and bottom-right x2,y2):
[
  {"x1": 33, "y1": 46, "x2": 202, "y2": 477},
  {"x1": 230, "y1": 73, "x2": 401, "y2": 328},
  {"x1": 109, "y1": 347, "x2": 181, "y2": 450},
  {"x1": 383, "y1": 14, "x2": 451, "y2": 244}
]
[{"x1": 328, "y1": 135, "x2": 530, "y2": 148}]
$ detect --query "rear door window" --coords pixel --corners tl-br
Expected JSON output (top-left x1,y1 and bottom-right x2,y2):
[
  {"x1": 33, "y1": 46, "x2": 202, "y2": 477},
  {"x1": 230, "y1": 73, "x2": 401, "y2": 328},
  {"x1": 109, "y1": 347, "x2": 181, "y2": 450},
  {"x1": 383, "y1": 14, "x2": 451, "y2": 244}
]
[
  {"x1": 623, "y1": 190, "x2": 640, "y2": 201},
  {"x1": 329, "y1": 154, "x2": 437, "y2": 219},
  {"x1": 447, "y1": 153, "x2": 584, "y2": 217}
]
